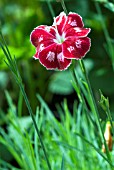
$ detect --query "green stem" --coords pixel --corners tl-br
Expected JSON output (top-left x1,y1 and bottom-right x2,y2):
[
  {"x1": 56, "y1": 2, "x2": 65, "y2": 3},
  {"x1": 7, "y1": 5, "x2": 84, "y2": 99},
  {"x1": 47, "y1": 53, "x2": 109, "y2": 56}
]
[
  {"x1": 71, "y1": 68, "x2": 97, "y2": 126},
  {"x1": 18, "y1": 82, "x2": 52, "y2": 170},
  {"x1": 47, "y1": 0, "x2": 55, "y2": 18},
  {"x1": 60, "y1": 0, "x2": 68, "y2": 14},
  {"x1": 71, "y1": 69, "x2": 83, "y2": 103},
  {"x1": 79, "y1": 60, "x2": 112, "y2": 164}
]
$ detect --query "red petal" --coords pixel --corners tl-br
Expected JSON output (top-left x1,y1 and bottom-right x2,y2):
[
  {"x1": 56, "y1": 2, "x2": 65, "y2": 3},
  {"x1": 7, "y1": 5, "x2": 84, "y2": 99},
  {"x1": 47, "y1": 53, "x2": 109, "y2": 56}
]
[
  {"x1": 56, "y1": 44, "x2": 72, "y2": 70},
  {"x1": 65, "y1": 27, "x2": 91, "y2": 38},
  {"x1": 53, "y1": 12, "x2": 67, "y2": 36},
  {"x1": 30, "y1": 26, "x2": 55, "y2": 47},
  {"x1": 33, "y1": 39, "x2": 56, "y2": 59},
  {"x1": 36, "y1": 25, "x2": 56, "y2": 37},
  {"x1": 49, "y1": 26, "x2": 56, "y2": 37},
  {"x1": 33, "y1": 50, "x2": 39, "y2": 59},
  {"x1": 63, "y1": 12, "x2": 84, "y2": 32},
  {"x1": 38, "y1": 43, "x2": 71, "y2": 70},
  {"x1": 39, "y1": 43, "x2": 58, "y2": 70},
  {"x1": 58, "y1": 57, "x2": 72, "y2": 71},
  {"x1": 63, "y1": 37, "x2": 91, "y2": 59}
]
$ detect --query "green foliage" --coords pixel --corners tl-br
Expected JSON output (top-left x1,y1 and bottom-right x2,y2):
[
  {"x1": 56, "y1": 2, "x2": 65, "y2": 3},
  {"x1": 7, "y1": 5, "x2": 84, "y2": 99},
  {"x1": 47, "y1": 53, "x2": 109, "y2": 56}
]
[
  {"x1": 0, "y1": 91, "x2": 114, "y2": 170},
  {"x1": 49, "y1": 70, "x2": 73, "y2": 95},
  {"x1": 104, "y1": 2, "x2": 114, "y2": 12},
  {"x1": 95, "y1": 0, "x2": 114, "y2": 12},
  {"x1": 49, "y1": 59, "x2": 94, "y2": 95}
]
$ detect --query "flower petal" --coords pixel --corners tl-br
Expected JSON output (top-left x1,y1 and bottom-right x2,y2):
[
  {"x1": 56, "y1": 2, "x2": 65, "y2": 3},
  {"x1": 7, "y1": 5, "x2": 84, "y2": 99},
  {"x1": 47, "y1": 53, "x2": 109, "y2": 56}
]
[
  {"x1": 33, "y1": 50, "x2": 39, "y2": 59},
  {"x1": 65, "y1": 27, "x2": 91, "y2": 38},
  {"x1": 38, "y1": 43, "x2": 71, "y2": 70},
  {"x1": 33, "y1": 39, "x2": 56, "y2": 59},
  {"x1": 63, "y1": 12, "x2": 84, "y2": 32},
  {"x1": 56, "y1": 44, "x2": 72, "y2": 70},
  {"x1": 63, "y1": 37, "x2": 91, "y2": 59},
  {"x1": 53, "y1": 12, "x2": 67, "y2": 36},
  {"x1": 39, "y1": 43, "x2": 58, "y2": 70},
  {"x1": 30, "y1": 26, "x2": 55, "y2": 47}
]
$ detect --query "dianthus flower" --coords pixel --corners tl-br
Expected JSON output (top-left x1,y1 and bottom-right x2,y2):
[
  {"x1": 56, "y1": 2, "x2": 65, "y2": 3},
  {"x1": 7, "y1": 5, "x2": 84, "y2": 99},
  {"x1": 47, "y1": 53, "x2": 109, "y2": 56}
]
[{"x1": 30, "y1": 12, "x2": 91, "y2": 70}]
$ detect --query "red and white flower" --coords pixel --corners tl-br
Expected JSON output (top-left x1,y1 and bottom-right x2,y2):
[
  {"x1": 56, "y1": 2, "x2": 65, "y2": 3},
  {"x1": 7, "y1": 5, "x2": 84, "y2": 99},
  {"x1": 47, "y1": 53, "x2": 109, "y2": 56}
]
[{"x1": 30, "y1": 12, "x2": 91, "y2": 70}]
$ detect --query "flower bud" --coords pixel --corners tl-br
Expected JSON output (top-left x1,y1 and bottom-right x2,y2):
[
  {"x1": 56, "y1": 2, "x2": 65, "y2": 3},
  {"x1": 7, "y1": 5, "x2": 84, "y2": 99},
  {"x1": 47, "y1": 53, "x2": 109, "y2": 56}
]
[{"x1": 102, "y1": 122, "x2": 113, "y2": 153}]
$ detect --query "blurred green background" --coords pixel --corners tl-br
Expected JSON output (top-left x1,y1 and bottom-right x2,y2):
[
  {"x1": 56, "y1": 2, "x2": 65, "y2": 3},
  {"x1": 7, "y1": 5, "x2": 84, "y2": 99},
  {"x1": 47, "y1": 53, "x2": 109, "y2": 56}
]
[{"x1": 0, "y1": 0, "x2": 114, "y2": 116}]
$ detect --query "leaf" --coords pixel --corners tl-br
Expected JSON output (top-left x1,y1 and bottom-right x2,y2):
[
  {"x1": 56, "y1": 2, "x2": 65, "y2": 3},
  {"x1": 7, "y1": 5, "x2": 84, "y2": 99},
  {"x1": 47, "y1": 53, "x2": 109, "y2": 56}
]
[
  {"x1": 49, "y1": 70, "x2": 73, "y2": 95},
  {"x1": 75, "y1": 133, "x2": 113, "y2": 166},
  {"x1": 104, "y1": 2, "x2": 114, "y2": 12},
  {"x1": 61, "y1": 154, "x2": 65, "y2": 170}
]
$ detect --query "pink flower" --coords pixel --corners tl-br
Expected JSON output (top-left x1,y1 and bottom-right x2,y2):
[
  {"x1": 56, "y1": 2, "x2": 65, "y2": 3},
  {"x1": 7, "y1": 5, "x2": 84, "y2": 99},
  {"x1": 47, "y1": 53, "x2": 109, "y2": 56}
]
[{"x1": 30, "y1": 12, "x2": 91, "y2": 71}]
